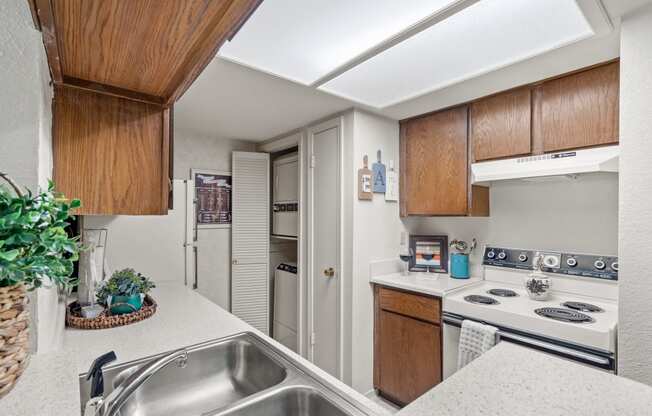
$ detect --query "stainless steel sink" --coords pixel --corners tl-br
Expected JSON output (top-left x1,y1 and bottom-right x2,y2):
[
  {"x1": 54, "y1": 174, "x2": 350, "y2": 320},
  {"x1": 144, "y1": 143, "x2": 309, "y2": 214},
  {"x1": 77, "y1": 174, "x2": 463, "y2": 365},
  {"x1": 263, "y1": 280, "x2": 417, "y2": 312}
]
[
  {"x1": 214, "y1": 387, "x2": 351, "y2": 416},
  {"x1": 79, "y1": 333, "x2": 373, "y2": 416}
]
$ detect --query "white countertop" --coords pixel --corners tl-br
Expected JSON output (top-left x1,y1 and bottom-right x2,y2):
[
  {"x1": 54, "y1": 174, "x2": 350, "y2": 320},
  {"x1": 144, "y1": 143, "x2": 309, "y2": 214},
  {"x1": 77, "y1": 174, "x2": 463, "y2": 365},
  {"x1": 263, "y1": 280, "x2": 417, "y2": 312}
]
[
  {"x1": 398, "y1": 342, "x2": 652, "y2": 416},
  {"x1": 2, "y1": 283, "x2": 386, "y2": 416},
  {"x1": 370, "y1": 272, "x2": 481, "y2": 297}
]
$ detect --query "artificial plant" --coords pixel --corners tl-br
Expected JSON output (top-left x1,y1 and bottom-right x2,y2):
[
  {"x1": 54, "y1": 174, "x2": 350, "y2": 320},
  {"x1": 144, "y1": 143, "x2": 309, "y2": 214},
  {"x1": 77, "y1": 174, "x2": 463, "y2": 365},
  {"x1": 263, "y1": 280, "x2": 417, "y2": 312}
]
[
  {"x1": 0, "y1": 173, "x2": 82, "y2": 290},
  {"x1": 96, "y1": 268, "x2": 155, "y2": 304}
]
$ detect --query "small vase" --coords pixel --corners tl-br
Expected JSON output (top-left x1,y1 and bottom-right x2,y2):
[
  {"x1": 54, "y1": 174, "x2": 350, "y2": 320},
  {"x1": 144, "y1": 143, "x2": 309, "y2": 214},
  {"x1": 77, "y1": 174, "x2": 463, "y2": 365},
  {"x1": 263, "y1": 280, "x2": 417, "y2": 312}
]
[
  {"x1": 524, "y1": 273, "x2": 552, "y2": 301},
  {"x1": 0, "y1": 284, "x2": 30, "y2": 398},
  {"x1": 108, "y1": 294, "x2": 143, "y2": 315},
  {"x1": 450, "y1": 253, "x2": 470, "y2": 279}
]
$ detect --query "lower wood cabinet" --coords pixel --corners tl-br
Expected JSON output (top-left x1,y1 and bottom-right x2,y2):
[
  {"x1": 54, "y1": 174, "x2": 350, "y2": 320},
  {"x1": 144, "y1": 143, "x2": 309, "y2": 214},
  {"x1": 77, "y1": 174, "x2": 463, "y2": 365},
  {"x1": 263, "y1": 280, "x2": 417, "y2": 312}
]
[{"x1": 374, "y1": 285, "x2": 442, "y2": 406}]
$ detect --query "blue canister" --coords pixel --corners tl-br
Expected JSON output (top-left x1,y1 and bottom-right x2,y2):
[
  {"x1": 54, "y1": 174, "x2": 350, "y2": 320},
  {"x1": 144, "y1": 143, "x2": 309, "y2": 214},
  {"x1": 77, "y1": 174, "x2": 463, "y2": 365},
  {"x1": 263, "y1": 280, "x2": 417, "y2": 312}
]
[{"x1": 450, "y1": 253, "x2": 470, "y2": 279}]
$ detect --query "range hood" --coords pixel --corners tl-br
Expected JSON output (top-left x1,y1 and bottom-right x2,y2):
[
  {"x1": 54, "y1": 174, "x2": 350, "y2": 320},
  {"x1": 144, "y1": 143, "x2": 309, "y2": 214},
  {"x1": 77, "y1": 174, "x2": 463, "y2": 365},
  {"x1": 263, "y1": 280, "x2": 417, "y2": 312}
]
[{"x1": 471, "y1": 145, "x2": 619, "y2": 185}]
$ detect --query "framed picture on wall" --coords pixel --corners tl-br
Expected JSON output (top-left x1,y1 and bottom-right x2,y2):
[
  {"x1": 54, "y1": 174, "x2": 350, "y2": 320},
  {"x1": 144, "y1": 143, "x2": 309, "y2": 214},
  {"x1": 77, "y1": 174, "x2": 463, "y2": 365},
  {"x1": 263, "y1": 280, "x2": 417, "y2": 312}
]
[
  {"x1": 191, "y1": 169, "x2": 232, "y2": 229},
  {"x1": 409, "y1": 235, "x2": 448, "y2": 273}
]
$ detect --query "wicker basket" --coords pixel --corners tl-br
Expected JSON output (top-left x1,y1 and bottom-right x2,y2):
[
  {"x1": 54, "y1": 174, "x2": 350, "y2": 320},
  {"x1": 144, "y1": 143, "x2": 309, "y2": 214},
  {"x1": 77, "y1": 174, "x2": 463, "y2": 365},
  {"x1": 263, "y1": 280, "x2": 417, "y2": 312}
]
[
  {"x1": 66, "y1": 295, "x2": 157, "y2": 330},
  {"x1": 0, "y1": 284, "x2": 30, "y2": 399}
]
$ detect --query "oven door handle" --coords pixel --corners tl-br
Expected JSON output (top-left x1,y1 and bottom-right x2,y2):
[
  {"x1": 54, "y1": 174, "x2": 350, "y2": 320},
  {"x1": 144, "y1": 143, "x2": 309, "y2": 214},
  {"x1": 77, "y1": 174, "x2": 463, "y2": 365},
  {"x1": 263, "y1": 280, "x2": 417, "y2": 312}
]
[
  {"x1": 443, "y1": 313, "x2": 612, "y2": 368},
  {"x1": 497, "y1": 332, "x2": 612, "y2": 367}
]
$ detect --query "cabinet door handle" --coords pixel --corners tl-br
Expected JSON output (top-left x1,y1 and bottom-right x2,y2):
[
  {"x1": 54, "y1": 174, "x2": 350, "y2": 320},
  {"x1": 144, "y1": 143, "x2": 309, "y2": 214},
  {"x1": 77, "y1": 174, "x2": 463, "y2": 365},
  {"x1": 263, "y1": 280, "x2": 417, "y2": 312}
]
[{"x1": 323, "y1": 267, "x2": 335, "y2": 277}]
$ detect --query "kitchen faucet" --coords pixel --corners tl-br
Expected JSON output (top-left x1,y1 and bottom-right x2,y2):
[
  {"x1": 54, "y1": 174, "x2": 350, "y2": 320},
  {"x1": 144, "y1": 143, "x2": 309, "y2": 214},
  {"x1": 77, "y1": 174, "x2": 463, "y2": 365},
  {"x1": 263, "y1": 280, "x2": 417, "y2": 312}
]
[{"x1": 84, "y1": 348, "x2": 189, "y2": 416}]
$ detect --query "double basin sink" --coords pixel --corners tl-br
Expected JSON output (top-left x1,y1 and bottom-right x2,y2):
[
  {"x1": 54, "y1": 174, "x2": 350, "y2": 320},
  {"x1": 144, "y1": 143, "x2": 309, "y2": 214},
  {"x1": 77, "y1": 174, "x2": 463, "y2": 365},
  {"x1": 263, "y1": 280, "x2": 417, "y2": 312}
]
[{"x1": 79, "y1": 332, "x2": 374, "y2": 416}]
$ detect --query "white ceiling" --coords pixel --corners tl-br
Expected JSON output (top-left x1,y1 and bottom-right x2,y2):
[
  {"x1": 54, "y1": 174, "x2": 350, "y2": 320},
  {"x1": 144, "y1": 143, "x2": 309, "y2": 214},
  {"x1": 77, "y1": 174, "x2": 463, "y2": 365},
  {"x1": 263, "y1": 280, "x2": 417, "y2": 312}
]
[{"x1": 175, "y1": 0, "x2": 651, "y2": 142}]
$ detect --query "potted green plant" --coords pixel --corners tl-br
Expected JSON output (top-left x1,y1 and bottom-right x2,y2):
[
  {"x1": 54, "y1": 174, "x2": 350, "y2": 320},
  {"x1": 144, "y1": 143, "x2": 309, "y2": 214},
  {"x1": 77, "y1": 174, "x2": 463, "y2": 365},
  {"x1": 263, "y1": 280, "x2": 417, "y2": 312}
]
[
  {"x1": 0, "y1": 173, "x2": 82, "y2": 397},
  {"x1": 96, "y1": 268, "x2": 155, "y2": 315}
]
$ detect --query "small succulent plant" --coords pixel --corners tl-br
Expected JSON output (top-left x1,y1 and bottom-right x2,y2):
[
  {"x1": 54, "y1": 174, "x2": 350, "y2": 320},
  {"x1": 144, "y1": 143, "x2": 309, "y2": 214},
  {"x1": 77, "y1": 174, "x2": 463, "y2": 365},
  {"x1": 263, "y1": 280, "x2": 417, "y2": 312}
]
[
  {"x1": 449, "y1": 238, "x2": 477, "y2": 255},
  {"x1": 96, "y1": 268, "x2": 155, "y2": 304}
]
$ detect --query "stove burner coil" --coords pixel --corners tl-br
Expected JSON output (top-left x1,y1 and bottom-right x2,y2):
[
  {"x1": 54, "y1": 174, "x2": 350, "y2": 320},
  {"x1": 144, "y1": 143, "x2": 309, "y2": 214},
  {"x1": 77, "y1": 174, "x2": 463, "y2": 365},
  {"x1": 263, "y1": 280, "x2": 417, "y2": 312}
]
[
  {"x1": 561, "y1": 301, "x2": 604, "y2": 313},
  {"x1": 464, "y1": 295, "x2": 500, "y2": 305},
  {"x1": 487, "y1": 288, "x2": 518, "y2": 297},
  {"x1": 535, "y1": 307, "x2": 594, "y2": 323}
]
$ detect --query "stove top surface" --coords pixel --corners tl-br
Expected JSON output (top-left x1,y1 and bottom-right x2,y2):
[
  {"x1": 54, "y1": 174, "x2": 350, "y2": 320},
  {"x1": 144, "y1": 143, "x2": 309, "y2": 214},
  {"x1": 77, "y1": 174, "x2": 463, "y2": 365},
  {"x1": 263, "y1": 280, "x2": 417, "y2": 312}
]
[{"x1": 444, "y1": 280, "x2": 618, "y2": 352}]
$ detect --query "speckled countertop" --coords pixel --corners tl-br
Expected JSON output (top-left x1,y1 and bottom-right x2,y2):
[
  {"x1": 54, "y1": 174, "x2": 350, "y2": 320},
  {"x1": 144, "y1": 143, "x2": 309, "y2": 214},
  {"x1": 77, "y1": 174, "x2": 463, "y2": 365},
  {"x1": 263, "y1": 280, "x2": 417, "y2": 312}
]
[
  {"x1": 370, "y1": 272, "x2": 481, "y2": 297},
  {"x1": 398, "y1": 342, "x2": 652, "y2": 416},
  {"x1": 1, "y1": 283, "x2": 386, "y2": 416}
]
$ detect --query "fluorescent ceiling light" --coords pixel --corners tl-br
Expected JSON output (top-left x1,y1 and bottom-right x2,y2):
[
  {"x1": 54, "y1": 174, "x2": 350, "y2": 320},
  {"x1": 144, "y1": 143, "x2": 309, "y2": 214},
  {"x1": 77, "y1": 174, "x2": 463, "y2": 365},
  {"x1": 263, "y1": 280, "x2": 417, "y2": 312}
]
[
  {"x1": 218, "y1": 0, "x2": 458, "y2": 85},
  {"x1": 319, "y1": 0, "x2": 596, "y2": 108}
]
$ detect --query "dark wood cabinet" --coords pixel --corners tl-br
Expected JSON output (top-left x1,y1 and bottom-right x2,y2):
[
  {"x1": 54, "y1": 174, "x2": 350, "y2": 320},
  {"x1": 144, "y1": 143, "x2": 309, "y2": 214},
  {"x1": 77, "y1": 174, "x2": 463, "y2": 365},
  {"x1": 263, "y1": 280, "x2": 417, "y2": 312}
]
[
  {"x1": 533, "y1": 62, "x2": 619, "y2": 153},
  {"x1": 400, "y1": 106, "x2": 489, "y2": 217},
  {"x1": 374, "y1": 286, "x2": 442, "y2": 406},
  {"x1": 470, "y1": 88, "x2": 532, "y2": 161}
]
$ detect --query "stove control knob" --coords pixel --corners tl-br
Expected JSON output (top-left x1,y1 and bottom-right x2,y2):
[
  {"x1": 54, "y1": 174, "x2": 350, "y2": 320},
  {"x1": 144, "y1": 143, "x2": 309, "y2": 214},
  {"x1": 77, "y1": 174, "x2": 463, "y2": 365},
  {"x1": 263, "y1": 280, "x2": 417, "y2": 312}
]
[
  {"x1": 566, "y1": 257, "x2": 578, "y2": 267},
  {"x1": 594, "y1": 259, "x2": 606, "y2": 270},
  {"x1": 497, "y1": 251, "x2": 507, "y2": 260},
  {"x1": 611, "y1": 262, "x2": 619, "y2": 271},
  {"x1": 487, "y1": 250, "x2": 496, "y2": 259},
  {"x1": 518, "y1": 253, "x2": 528, "y2": 262}
]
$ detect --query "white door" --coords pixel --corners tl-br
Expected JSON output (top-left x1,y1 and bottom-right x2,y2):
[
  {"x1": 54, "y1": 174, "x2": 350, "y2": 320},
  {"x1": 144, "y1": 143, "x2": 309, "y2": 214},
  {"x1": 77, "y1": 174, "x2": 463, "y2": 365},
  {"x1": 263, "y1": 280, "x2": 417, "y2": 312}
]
[
  {"x1": 231, "y1": 152, "x2": 270, "y2": 334},
  {"x1": 308, "y1": 121, "x2": 340, "y2": 378}
]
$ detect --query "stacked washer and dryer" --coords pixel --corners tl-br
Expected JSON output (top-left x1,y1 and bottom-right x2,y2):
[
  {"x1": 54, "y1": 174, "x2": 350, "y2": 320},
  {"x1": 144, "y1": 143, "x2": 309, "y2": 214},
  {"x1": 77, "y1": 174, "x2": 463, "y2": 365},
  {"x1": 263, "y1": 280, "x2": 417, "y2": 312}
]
[{"x1": 271, "y1": 152, "x2": 299, "y2": 352}]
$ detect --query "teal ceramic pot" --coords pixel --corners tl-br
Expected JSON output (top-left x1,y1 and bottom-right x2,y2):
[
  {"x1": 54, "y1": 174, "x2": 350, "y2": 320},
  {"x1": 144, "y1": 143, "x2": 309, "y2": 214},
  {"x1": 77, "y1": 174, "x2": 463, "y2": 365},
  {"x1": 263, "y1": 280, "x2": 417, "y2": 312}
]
[
  {"x1": 450, "y1": 253, "x2": 470, "y2": 279},
  {"x1": 108, "y1": 294, "x2": 143, "y2": 315}
]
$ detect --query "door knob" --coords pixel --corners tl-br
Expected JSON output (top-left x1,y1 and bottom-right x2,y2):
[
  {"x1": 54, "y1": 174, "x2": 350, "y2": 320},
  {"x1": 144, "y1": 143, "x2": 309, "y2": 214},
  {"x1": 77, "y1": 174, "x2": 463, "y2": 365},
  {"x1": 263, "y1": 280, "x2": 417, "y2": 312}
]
[{"x1": 323, "y1": 267, "x2": 335, "y2": 277}]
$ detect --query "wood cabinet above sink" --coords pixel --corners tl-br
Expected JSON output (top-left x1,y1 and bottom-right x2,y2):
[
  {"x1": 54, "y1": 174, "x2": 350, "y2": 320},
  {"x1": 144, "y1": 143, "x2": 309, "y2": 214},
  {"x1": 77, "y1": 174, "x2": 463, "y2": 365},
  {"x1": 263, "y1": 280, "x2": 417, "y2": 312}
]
[{"x1": 30, "y1": 0, "x2": 261, "y2": 215}]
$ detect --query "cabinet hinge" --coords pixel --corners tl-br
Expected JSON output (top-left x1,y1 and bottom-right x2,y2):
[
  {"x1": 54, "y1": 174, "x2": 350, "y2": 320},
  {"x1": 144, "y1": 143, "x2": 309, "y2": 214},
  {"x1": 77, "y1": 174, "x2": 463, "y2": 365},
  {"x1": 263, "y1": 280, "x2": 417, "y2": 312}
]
[
  {"x1": 310, "y1": 332, "x2": 316, "y2": 346},
  {"x1": 310, "y1": 154, "x2": 316, "y2": 168}
]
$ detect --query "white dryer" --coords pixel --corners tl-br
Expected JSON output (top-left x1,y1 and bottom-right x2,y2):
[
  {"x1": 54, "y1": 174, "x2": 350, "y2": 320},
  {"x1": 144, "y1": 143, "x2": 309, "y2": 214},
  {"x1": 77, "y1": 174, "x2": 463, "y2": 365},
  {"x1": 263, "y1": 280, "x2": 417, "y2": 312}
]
[{"x1": 273, "y1": 262, "x2": 298, "y2": 352}]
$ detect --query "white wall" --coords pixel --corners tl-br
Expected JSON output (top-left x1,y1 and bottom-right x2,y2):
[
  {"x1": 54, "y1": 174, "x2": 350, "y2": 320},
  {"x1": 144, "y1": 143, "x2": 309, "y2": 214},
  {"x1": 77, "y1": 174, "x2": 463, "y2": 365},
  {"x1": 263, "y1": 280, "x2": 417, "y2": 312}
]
[
  {"x1": 0, "y1": 0, "x2": 50, "y2": 192},
  {"x1": 83, "y1": 180, "x2": 188, "y2": 284},
  {"x1": 174, "y1": 131, "x2": 255, "y2": 180},
  {"x1": 408, "y1": 173, "x2": 619, "y2": 276},
  {"x1": 0, "y1": 0, "x2": 66, "y2": 354},
  {"x1": 345, "y1": 110, "x2": 406, "y2": 392},
  {"x1": 618, "y1": 3, "x2": 652, "y2": 385}
]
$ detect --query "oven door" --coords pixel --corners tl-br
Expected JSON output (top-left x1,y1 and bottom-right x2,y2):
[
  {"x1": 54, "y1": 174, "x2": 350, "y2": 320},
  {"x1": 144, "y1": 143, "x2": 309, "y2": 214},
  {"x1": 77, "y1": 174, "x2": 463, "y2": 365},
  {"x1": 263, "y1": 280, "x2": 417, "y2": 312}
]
[{"x1": 442, "y1": 312, "x2": 615, "y2": 378}]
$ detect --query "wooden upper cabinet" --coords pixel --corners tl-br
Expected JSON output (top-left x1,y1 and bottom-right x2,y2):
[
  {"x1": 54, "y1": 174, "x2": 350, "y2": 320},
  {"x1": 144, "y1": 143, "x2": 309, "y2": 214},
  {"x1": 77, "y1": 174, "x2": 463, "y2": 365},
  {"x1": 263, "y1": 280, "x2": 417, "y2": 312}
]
[
  {"x1": 470, "y1": 88, "x2": 532, "y2": 161},
  {"x1": 400, "y1": 106, "x2": 489, "y2": 217},
  {"x1": 53, "y1": 86, "x2": 171, "y2": 215},
  {"x1": 533, "y1": 62, "x2": 619, "y2": 153},
  {"x1": 401, "y1": 107, "x2": 468, "y2": 216},
  {"x1": 37, "y1": 0, "x2": 262, "y2": 104}
]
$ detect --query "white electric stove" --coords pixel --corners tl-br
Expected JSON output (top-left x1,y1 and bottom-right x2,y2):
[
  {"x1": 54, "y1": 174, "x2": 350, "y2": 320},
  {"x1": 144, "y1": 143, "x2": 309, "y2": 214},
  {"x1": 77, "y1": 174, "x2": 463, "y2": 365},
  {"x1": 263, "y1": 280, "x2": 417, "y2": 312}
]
[{"x1": 442, "y1": 246, "x2": 618, "y2": 378}]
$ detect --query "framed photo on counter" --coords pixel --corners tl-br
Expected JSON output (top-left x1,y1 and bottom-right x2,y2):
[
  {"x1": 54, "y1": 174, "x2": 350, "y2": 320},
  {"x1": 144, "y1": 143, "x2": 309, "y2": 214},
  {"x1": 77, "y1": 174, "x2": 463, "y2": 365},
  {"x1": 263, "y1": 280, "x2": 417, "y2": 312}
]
[
  {"x1": 191, "y1": 169, "x2": 232, "y2": 229},
  {"x1": 409, "y1": 235, "x2": 448, "y2": 273}
]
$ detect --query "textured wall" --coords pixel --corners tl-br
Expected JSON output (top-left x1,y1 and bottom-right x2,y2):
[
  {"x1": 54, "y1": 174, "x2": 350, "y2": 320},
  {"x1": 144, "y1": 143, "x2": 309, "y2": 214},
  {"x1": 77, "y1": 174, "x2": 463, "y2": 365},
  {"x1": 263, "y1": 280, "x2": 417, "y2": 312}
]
[
  {"x1": 173, "y1": 131, "x2": 255, "y2": 179},
  {"x1": 409, "y1": 173, "x2": 619, "y2": 276},
  {"x1": 346, "y1": 110, "x2": 405, "y2": 393},
  {"x1": 0, "y1": 0, "x2": 60, "y2": 354},
  {"x1": 0, "y1": 0, "x2": 50, "y2": 191},
  {"x1": 618, "y1": 4, "x2": 652, "y2": 385}
]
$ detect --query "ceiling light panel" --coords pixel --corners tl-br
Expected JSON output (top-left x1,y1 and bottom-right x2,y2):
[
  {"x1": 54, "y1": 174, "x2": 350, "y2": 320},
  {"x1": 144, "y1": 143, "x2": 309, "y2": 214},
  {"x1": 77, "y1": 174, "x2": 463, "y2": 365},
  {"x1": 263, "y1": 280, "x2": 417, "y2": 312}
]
[
  {"x1": 319, "y1": 0, "x2": 595, "y2": 108},
  {"x1": 218, "y1": 0, "x2": 458, "y2": 85}
]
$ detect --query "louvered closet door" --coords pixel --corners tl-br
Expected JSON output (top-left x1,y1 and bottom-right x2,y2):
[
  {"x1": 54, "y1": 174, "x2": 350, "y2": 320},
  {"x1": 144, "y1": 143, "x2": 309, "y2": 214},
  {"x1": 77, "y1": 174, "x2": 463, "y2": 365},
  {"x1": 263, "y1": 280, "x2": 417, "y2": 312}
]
[{"x1": 231, "y1": 152, "x2": 270, "y2": 334}]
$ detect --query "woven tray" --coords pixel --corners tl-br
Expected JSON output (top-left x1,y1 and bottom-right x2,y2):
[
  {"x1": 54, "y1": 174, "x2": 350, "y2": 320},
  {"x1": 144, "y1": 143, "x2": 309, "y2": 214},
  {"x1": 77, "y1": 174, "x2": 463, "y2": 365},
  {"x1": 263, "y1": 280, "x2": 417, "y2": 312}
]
[{"x1": 66, "y1": 295, "x2": 157, "y2": 330}]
